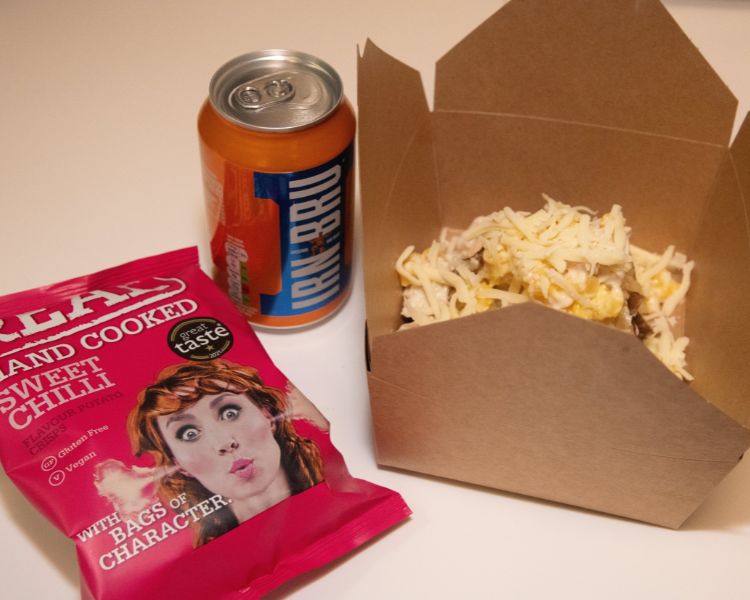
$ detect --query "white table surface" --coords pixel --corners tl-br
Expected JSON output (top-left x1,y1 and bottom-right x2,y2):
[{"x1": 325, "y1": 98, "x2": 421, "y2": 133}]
[{"x1": 2, "y1": 1, "x2": 750, "y2": 598}]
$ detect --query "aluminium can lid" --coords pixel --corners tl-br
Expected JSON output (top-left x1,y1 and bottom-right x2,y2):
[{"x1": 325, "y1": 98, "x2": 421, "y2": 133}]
[{"x1": 208, "y1": 49, "x2": 344, "y2": 133}]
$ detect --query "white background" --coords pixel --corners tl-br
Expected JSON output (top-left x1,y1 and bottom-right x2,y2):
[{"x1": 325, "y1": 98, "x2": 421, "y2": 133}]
[{"x1": 2, "y1": 1, "x2": 750, "y2": 598}]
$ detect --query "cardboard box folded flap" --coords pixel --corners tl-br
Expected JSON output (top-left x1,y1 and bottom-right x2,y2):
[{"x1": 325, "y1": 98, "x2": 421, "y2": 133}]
[
  {"x1": 434, "y1": 0, "x2": 736, "y2": 144},
  {"x1": 689, "y1": 119, "x2": 750, "y2": 430},
  {"x1": 358, "y1": 0, "x2": 750, "y2": 528}
]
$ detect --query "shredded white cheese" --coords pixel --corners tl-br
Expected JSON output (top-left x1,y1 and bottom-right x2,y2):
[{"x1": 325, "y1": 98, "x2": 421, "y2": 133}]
[{"x1": 395, "y1": 195, "x2": 695, "y2": 380}]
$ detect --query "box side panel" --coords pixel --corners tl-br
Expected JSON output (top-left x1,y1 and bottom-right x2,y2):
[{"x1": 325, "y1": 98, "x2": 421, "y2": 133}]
[
  {"x1": 688, "y1": 114, "x2": 750, "y2": 428},
  {"x1": 358, "y1": 40, "x2": 431, "y2": 234},
  {"x1": 435, "y1": 0, "x2": 736, "y2": 145},
  {"x1": 369, "y1": 304, "x2": 750, "y2": 527},
  {"x1": 431, "y1": 112, "x2": 725, "y2": 253},
  {"x1": 358, "y1": 41, "x2": 441, "y2": 338}
]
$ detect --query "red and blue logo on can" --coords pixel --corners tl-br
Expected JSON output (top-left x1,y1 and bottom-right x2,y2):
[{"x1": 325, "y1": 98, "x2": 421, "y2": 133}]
[{"x1": 253, "y1": 145, "x2": 353, "y2": 324}]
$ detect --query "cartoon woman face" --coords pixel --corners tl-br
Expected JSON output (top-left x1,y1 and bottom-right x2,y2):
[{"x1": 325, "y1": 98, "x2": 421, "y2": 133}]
[{"x1": 156, "y1": 391, "x2": 290, "y2": 520}]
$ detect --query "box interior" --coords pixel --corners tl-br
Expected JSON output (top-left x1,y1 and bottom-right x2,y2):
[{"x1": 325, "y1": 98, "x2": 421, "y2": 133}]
[{"x1": 358, "y1": 0, "x2": 750, "y2": 429}]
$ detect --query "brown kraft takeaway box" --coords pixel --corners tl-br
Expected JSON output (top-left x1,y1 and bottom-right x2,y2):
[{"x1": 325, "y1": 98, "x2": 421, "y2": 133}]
[{"x1": 357, "y1": 0, "x2": 750, "y2": 528}]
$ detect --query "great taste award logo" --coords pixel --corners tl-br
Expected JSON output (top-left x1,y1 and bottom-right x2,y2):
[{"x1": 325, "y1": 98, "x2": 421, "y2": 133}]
[{"x1": 167, "y1": 318, "x2": 233, "y2": 361}]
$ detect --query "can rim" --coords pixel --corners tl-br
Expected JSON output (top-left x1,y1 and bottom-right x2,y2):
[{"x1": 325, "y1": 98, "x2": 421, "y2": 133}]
[{"x1": 208, "y1": 49, "x2": 344, "y2": 133}]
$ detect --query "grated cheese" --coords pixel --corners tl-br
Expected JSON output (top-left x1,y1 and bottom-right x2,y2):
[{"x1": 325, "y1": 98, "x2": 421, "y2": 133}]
[{"x1": 395, "y1": 195, "x2": 695, "y2": 380}]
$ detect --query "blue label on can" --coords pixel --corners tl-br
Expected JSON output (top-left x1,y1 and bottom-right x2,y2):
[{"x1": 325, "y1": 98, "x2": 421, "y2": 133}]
[{"x1": 254, "y1": 145, "x2": 353, "y2": 318}]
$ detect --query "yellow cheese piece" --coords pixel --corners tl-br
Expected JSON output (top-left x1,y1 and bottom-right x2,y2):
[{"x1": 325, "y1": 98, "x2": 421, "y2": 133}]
[{"x1": 396, "y1": 196, "x2": 694, "y2": 380}]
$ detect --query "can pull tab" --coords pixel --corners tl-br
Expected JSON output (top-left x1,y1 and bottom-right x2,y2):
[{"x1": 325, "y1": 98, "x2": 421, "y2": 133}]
[{"x1": 231, "y1": 73, "x2": 296, "y2": 110}]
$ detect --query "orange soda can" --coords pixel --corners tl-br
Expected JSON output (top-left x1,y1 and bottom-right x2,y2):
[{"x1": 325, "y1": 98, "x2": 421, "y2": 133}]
[{"x1": 198, "y1": 50, "x2": 356, "y2": 328}]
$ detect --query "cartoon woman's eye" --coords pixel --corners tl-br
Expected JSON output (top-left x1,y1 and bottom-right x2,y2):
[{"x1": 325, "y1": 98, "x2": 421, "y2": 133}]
[
  {"x1": 219, "y1": 405, "x2": 241, "y2": 421},
  {"x1": 176, "y1": 425, "x2": 200, "y2": 442}
]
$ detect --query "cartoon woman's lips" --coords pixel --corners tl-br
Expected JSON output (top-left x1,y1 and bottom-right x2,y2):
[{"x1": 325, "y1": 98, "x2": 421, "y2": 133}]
[{"x1": 230, "y1": 458, "x2": 256, "y2": 479}]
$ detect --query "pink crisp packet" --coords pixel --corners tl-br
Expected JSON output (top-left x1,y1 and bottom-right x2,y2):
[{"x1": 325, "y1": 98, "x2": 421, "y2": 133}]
[{"x1": 0, "y1": 247, "x2": 410, "y2": 599}]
